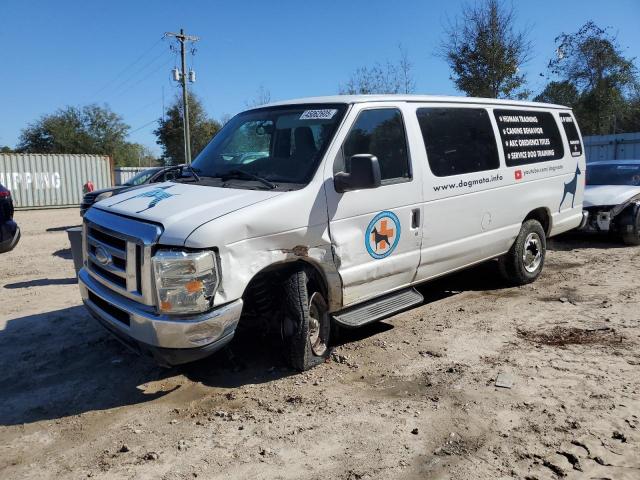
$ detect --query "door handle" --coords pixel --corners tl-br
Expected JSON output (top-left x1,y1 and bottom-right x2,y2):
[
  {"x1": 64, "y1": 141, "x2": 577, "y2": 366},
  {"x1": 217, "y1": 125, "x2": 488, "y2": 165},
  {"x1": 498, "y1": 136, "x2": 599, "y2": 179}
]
[{"x1": 411, "y1": 208, "x2": 420, "y2": 229}]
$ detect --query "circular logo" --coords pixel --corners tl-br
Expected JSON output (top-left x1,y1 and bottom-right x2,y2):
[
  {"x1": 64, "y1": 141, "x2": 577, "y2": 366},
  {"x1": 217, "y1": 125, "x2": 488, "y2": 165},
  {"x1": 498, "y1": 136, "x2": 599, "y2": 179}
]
[
  {"x1": 365, "y1": 211, "x2": 401, "y2": 259},
  {"x1": 94, "y1": 246, "x2": 113, "y2": 266}
]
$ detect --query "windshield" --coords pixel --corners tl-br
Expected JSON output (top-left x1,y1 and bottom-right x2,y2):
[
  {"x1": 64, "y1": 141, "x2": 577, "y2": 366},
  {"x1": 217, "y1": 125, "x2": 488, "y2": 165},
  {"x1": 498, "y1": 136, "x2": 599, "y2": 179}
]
[
  {"x1": 124, "y1": 168, "x2": 161, "y2": 186},
  {"x1": 586, "y1": 163, "x2": 640, "y2": 186},
  {"x1": 192, "y1": 104, "x2": 347, "y2": 186}
]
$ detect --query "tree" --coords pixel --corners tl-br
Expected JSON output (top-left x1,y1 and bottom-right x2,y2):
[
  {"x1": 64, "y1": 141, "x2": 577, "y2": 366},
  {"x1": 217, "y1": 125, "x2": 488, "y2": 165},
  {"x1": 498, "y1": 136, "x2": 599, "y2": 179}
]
[
  {"x1": 154, "y1": 93, "x2": 221, "y2": 164},
  {"x1": 245, "y1": 85, "x2": 272, "y2": 108},
  {"x1": 397, "y1": 45, "x2": 416, "y2": 95},
  {"x1": 539, "y1": 22, "x2": 639, "y2": 135},
  {"x1": 439, "y1": 0, "x2": 531, "y2": 99},
  {"x1": 113, "y1": 143, "x2": 158, "y2": 167},
  {"x1": 340, "y1": 45, "x2": 416, "y2": 95},
  {"x1": 533, "y1": 81, "x2": 579, "y2": 106},
  {"x1": 16, "y1": 104, "x2": 142, "y2": 166},
  {"x1": 0, "y1": 146, "x2": 13, "y2": 153}
]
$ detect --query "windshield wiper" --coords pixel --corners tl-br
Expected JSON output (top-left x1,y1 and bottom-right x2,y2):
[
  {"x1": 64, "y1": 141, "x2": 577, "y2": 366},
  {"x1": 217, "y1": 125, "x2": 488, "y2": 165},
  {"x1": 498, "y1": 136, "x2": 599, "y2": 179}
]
[
  {"x1": 185, "y1": 163, "x2": 200, "y2": 182},
  {"x1": 220, "y1": 169, "x2": 276, "y2": 189}
]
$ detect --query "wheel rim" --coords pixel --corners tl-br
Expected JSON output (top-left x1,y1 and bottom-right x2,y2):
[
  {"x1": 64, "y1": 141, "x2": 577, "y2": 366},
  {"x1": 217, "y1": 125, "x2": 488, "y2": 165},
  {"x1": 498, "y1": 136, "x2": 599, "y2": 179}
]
[
  {"x1": 308, "y1": 292, "x2": 328, "y2": 357},
  {"x1": 522, "y1": 232, "x2": 542, "y2": 273}
]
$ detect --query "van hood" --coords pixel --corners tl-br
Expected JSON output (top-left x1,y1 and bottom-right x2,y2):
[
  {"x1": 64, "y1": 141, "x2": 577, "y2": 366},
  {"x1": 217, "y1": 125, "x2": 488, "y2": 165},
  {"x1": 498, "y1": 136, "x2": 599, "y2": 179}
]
[
  {"x1": 94, "y1": 182, "x2": 283, "y2": 245},
  {"x1": 584, "y1": 185, "x2": 640, "y2": 208}
]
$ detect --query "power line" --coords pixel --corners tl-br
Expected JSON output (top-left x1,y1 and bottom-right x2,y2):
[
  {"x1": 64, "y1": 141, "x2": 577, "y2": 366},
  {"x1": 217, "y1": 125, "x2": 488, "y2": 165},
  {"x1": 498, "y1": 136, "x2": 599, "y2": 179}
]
[
  {"x1": 110, "y1": 57, "x2": 173, "y2": 101},
  {"x1": 129, "y1": 118, "x2": 158, "y2": 134},
  {"x1": 90, "y1": 37, "x2": 164, "y2": 99},
  {"x1": 106, "y1": 49, "x2": 170, "y2": 100},
  {"x1": 128, "y1": 98, "x2": 164, "y2": 119}
]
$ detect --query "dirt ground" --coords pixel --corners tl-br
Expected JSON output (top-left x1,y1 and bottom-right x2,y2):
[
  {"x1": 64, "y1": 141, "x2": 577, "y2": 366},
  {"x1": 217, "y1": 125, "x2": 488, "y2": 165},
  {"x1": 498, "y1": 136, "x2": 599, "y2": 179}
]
[{"x1": 1, "y1": 208, "x2": 639, "y2": 480}]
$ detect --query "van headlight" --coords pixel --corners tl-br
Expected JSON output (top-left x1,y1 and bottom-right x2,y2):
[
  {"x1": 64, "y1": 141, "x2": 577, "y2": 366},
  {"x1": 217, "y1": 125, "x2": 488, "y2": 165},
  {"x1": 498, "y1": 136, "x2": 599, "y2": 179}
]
[{"x1": 152, "y1": 250, "x2": 218, "y2": 314}]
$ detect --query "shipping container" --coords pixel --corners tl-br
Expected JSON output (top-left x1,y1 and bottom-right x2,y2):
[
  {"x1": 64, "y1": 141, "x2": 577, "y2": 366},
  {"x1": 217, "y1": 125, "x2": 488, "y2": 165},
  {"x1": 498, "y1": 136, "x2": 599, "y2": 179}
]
[
  {"x1": 0, "y1": 153, "x2": 112, "y2": 209},
  {"x1": 114, "y1": 166, "x2": 148, "y2": 185},
  {"x1": 584, "y1": 132, "x2": 640, "y2": 163}
]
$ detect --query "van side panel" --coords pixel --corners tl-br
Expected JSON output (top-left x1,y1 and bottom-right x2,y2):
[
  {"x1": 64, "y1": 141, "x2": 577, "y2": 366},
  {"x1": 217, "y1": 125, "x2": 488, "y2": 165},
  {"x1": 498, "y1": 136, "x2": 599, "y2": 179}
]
[{"x1": 411, "y1": 104, "x2": 585, "y2": 282}]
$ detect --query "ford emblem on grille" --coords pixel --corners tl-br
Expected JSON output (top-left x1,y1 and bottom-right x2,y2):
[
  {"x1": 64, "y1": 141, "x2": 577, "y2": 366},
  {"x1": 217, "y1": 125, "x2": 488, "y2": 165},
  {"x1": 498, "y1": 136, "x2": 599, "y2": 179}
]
[{"x1": 94, "y1": 246, "x2": 112, "y2": 266}]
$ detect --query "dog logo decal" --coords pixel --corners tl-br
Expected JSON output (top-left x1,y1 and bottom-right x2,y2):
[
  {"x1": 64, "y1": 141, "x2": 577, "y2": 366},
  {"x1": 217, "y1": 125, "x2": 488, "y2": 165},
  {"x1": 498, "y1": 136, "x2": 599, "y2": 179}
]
[
  {"x1": 365, "y1": 211, "x2": 401, "y2": 259},
  {"x1": 559, "y1": 164, "x2": 581, "y2": 212},
  {"x1": 109, "y1": 185, "x2": 177, "y2": 213}
]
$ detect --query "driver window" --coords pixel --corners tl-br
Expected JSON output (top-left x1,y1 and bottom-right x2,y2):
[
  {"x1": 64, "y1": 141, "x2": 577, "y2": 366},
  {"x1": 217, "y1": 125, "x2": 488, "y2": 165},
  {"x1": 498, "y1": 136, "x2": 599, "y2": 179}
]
[{"x1": 342, "y1": 108, "x2": 411, "y2": 183}]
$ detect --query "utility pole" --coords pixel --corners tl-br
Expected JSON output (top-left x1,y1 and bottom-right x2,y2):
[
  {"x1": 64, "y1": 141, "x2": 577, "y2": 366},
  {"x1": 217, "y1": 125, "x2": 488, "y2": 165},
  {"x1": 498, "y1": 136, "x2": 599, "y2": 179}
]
[{"x1": 165, "y1": 28, "x2": 199, "y2": 164}]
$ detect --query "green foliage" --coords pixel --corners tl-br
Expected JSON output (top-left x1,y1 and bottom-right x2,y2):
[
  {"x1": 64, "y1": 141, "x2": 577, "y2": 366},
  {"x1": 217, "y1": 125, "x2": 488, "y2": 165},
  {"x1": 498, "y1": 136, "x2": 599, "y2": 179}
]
[
  {"x1": 533, "y1": 81, "x2": 579, "y2": 106},
  {"x1": 113, "y1": 143, "x2": 159, "y2": 167},
  {"x1": 0, "y1": 146, "x2": 13, "y2": 153},
  {"x1": 15, "y1": 104, "x2": 147, "y2": 166},
  {"x1": 154, "y1": 93, "x2": 221, "y2": 164},
  {"x1": 538, "y1": 22, "x2": 640, "y2": 135},
  {"x1": 439, "y1": 0, "x2": 531, "y2": 99}
]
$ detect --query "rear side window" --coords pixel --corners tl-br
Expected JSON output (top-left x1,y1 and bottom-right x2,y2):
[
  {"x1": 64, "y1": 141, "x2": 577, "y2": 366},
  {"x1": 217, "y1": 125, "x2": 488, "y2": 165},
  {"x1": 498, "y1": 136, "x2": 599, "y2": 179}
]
[
  {"x1": 494, "y1": 109, "x2": 564, "y2": 166},
  {"x1": 343, "y1": 109, "x2": 411, "y2": 182},
  {"x1": 416, "y1": 108, "x2": 499, "y2": 177},
  {"x1": 559, "y1": 113, "x2": 583, "y2": 157}
]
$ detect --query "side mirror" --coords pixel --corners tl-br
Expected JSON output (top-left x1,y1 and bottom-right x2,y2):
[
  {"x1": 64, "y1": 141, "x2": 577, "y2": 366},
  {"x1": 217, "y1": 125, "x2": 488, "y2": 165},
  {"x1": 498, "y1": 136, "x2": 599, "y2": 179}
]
[{"x1": 334, "y1": 154, "x2": 382, "y2": 193}]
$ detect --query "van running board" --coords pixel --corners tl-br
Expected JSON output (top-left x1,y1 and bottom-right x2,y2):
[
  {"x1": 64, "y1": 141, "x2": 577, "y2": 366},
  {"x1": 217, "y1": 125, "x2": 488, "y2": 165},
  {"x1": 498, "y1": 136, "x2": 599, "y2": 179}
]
[{"x1": 333, "y1": 288, "x2": 424, "y2": 329}]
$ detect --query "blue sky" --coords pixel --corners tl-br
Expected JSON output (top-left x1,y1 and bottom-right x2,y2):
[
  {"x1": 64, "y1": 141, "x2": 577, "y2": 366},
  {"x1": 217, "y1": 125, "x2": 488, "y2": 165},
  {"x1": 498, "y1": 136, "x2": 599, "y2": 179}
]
[{"x1": 1, "y1": 0, "x2": 639, "y2": 154}]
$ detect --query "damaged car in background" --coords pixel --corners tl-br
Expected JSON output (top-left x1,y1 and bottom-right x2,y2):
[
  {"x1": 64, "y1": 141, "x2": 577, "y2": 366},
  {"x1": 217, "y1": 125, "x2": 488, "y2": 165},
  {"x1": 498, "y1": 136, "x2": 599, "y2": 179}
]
[{"x1": 581, "y1": 160, "x2": 640, "y2": 245}]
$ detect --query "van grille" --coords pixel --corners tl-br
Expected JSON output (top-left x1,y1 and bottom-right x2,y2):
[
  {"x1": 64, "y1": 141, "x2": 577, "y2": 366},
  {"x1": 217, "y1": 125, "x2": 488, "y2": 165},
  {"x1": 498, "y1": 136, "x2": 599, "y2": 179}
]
[
  {"x1": 88, "y1": 291, "x2": 130, "y2": 326},
  {"x1": 83, "y1": 210, "x2": 161, "y2": 307}
]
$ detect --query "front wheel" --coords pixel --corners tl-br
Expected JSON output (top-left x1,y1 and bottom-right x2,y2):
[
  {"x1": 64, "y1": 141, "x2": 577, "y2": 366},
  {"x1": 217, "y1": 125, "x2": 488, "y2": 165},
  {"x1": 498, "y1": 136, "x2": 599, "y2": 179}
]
[
  {"x1": 620, "y1": 208, "x2": 640, "y2": 246},
  {"x1": 283, "y1": 268, "x2": 331, "y2": 371},
  {"x1": 498, "y1": 219, "x2": 547, "y2": 286}
]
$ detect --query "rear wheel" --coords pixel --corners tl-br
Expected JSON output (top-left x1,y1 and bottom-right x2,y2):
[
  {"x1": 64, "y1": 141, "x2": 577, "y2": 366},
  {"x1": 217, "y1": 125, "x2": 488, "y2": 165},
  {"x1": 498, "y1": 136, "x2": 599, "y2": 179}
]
[
  {"x1": 499, "y1": 219, "x2": 547, "y2": 286},
  {"x1": 283, "y1": 267, "x2": 331, "y2": 371}
]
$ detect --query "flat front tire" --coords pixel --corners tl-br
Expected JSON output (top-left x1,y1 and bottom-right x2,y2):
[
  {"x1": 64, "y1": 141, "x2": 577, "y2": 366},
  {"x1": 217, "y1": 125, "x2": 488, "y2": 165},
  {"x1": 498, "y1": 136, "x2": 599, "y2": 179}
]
[
  {"x1": 283, "y1": 268, "x2": 331, "y2": 371},
  {"x1": 499, "y1": 219, "x2": 547, "y2": 286}
]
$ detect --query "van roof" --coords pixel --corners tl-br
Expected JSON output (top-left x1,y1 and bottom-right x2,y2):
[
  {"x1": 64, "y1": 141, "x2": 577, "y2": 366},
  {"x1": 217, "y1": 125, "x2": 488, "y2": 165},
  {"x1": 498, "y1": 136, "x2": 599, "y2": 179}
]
[{"x1": 263, "y1": 94, "x2": 569, "y2": 110}]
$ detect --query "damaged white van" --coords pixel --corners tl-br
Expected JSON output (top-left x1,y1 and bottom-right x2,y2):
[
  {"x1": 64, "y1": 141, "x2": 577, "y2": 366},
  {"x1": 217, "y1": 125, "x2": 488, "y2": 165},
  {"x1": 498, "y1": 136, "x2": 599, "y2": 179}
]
[{"x1": 79, "y1": 95, "x2": 586, "y2": 370}]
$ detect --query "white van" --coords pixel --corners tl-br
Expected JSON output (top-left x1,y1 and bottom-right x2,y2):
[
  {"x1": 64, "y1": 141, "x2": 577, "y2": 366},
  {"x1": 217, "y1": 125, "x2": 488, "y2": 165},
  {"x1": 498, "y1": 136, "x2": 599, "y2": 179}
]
[{"x1": 78, "y1": 95, "x2": 586, "y2": 370}]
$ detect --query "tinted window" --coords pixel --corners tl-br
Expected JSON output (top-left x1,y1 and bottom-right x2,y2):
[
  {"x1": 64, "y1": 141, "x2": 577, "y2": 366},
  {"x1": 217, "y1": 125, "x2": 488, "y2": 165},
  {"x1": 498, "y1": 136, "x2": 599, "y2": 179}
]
[
  {"x1": 417, "y1": 108, "x2": 499, "y2": 177},
  {"x1": 586, "y1": 164, "x2": 640, "y2": 186},
  {"x1": 494, "y1": 109, "x2": 564, "y2": 166},
  {"x1": 559, "y1": 113, "x2": 583, "y2": 157},
  {"x1": 343, "y1": 109, "x2": 410, "y2": 181}
]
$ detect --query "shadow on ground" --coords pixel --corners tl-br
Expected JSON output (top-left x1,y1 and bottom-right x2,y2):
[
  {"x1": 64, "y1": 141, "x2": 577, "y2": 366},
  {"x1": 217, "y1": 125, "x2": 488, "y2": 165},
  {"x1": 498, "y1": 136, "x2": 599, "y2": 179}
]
[
  {"x1": 52, "y1": 247, "x2": 73, "y2": 260},
  {"x1": 418, "y1": 259, "x2": 510, "y2": 295},
  {"x1": 0, "y1": 306, "x2": 295, "y2": 427},
  {"x1": 46, "y1": 225, "x2": 81, "y2": 233},
  {"x1": 549, "y1": 231, "x2": 628, "y2": 251},
  {"x1": 0, "y1": 259, "x2": 525, "y2": 427},
  {"x1": 3, "y1": 277, "x2": 77, "y2": 289}
]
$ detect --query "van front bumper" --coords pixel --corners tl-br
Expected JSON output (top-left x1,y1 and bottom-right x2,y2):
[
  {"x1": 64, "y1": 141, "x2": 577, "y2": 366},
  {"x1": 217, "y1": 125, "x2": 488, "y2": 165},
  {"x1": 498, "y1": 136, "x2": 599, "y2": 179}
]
[{"x1": 78, "y1": 268, "x2": 242, "y2": 365}]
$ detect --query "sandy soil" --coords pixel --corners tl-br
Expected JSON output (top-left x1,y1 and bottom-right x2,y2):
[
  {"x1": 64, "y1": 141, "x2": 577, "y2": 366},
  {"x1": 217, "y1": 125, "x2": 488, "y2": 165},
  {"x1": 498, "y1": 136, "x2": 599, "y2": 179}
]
[{"x1": 1, "y1": 208, "x2": 639, "y2": 480}]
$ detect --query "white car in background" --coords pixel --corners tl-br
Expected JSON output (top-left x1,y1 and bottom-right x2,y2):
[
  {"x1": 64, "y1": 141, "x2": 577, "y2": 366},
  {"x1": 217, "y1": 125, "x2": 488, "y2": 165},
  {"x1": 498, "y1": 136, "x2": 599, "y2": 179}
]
[{"x1": 582, "y1": 160, "x2": 640, "y2": 245}]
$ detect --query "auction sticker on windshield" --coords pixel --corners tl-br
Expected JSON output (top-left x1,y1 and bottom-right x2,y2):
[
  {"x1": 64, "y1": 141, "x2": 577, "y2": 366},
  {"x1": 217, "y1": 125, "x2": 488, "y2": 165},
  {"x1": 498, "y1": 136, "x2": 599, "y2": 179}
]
[{"x1": 300, "y1": 109, "x2": 338, "y2": 120}]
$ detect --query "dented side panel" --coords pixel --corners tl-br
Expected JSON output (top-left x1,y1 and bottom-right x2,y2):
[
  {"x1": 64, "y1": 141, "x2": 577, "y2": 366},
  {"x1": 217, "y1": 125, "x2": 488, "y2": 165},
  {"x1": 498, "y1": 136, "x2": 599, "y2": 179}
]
[
  {"x1": 322, "y1": 102, "x2": 425, "y2": 307},
  {"x1": 184, "y1": 181, "x2": 344, "y2": 311}
]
